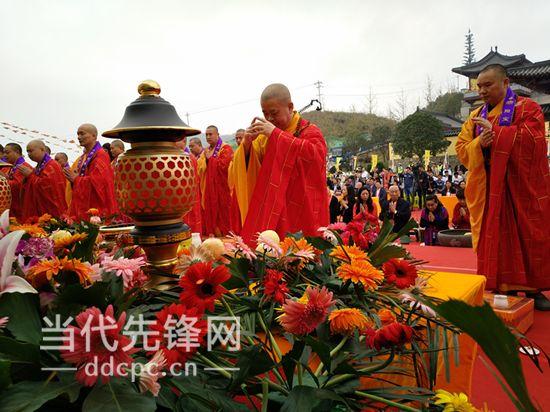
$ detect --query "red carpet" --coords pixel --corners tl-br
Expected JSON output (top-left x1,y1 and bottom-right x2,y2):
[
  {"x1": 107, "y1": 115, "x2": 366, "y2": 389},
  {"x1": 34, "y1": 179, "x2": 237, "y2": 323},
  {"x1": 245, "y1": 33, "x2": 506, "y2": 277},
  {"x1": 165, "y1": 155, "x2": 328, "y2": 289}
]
[{"x1": 403, "y1": 237, "x2": 550, "y2": 410}]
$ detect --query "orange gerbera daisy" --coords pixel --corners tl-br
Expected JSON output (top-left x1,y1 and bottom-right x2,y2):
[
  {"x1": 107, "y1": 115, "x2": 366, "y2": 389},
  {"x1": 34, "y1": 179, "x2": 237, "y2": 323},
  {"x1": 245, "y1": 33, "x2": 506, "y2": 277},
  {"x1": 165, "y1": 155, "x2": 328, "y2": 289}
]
[
  {"x1": 37, "y1": 214, "x2": 53, "y2": 225},
  {"x1": 280, "y1": 237, "x2": 317, "y2": 259},
  {"x1": 377, "y1": 308, "x2": 397, "y2": 325},
  {"x1": 329, "y1": 308, "x2": 371, "y2": 335},
  {"x1": 10, "y1": 224, "x2": 46, "y2": 237},
  {"x1": 87, "y1": 208, "x2": 100, "y2": 216},
  {"x1": 329, "y1": 245, "x2": 368, "y2": 263},
  {"x1": 26, "y1": 257, "x2": 63, "y2": 287},
  {"x1": 59, "y1": 257, "x2": 94, "y2": 286},
  {"x1": 336, "y1": 260, "x2": 384, "y2": 290}
]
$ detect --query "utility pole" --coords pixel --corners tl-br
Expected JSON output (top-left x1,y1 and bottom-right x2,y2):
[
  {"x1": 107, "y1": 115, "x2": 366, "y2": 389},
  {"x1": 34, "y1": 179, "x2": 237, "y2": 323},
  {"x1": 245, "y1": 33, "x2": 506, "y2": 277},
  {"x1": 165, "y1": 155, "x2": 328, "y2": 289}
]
[{"x1": 314, "y1": 80, "x2": 323, "y2": 105}]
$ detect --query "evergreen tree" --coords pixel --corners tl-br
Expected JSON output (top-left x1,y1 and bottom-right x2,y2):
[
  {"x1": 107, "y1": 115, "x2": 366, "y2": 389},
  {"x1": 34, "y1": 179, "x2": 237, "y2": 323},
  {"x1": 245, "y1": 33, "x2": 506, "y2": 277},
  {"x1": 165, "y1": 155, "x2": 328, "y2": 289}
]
[
  {"x1": 393, "y1": 111, "x2": 448, "y2": 159},
  {"x1": 463, "y1": 29, "x2": 476, "y2": 65}
]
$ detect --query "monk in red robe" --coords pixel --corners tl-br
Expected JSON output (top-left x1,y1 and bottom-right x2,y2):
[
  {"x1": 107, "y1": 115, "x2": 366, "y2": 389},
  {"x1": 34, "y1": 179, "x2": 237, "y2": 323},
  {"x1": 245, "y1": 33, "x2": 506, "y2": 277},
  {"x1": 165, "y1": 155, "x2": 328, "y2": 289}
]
[
  {"x1": 2, "y1": 143, "x2": 31, "y2": 222},
  {"x1": 228, "y1": 129, "x2": 245, "y2": 234},
  {"x1": 456, "y1": 64, "x2": 550, "y2": 311},
  {"x1": 64, "y1": 124, "x2": 118, "y2": 220},
  {"x1": 110, "y1": 139, "x2": 125, "y2": 169},
  {"x1": 176, "y1": 137, "x2": 202, "y2": 234},
  {"x1": 232, "y1": 83, "x2": 329, "y2": 244},
  {"x1": 197, "y1": 125, "x2": 233, "y2": 237},
  {"x1": 19, "y1": 140, "x2": 67, "y2": 220}
]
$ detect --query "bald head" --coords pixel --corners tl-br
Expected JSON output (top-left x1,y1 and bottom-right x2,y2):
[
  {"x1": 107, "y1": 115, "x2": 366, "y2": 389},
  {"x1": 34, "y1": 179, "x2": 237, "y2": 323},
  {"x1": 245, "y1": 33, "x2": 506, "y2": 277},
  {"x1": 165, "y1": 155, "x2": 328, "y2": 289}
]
[
  {"x1": 55, "y1": 152, "x2": 68, "y2": 168},
  {"x1": 4, "y1": 143, "x2": 23, "y2": 164},
  {"x1": 27, "y1": 139, "x2": 47, "y2": 163},
  {"x1": 477, "y1": 64, "x2": 509, "y2": 106},
  {"x1": 260, "y1": 83, "x2": 294, "y2": 130},
  {"x1": 188, "y1": 137, "x2": 203, "y2": 157},
  {"x1": 77, "y1": 123, "x2": 98, "y2": 151},
  {"x1": 235, "y1": 129, "x2": 245, "y2": 146},
  {"x1": 261, "y1": 83, "x2": 291, "y2": 103},
  {"x1": 110, "y1": 139, "x2": 125, "y2": 158},
  {"x1": 388, "y1": 185, "x2": 400, "y2": 201}
]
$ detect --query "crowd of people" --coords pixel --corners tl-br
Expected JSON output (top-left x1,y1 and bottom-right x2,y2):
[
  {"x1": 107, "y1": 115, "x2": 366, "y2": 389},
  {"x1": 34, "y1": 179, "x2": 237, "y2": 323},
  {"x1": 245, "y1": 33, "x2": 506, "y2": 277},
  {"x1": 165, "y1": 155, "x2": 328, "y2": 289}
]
[{"x1": 327, "y1": 162, "x2": 471, "y2": 246}]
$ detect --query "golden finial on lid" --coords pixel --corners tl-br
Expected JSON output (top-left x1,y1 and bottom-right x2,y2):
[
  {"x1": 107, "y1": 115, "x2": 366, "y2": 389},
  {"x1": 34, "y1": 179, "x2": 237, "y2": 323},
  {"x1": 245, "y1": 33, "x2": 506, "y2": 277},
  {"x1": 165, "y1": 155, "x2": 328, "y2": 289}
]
[{"x1": 138, "y1": 80, "x2": 161, "y2": 97}]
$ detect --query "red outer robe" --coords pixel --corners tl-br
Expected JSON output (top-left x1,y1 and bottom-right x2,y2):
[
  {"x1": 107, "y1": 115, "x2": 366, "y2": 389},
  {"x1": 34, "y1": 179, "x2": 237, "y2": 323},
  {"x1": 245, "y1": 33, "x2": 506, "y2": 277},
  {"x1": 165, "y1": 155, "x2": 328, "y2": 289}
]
[
  {"x1": 22, "y1": 159, "x2": 68, "y2": 220},
  {"x1": 182, "y1": 153, "x2": 202, "y2": 233},
  {"x1": 477, "y1": 97, "x2": 550, "y2": 290},
  {"x1": 241, "y1": 119, "x2": 329, "y2": 244},
  {"x1": 201, "y1": 145, "x2": 233, "y2": 236},
  {"x1": 7, "y1": 162, "x2": 31, "y2": 222},
  {"x1": 69, "y1": 149, "x2": 118, "y2": 220},
  {"x1": 452, "y1": 203, "x2": 470, "y2": 230}
]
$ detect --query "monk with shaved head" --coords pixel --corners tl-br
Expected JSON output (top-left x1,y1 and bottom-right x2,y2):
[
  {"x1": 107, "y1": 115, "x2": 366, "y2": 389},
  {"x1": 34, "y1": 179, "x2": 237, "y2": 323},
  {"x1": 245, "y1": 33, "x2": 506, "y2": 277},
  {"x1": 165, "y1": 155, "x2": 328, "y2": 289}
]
[
  {"x1": 18, "y1": 140, "x2": 67, "y2": 220},
  {"x1": 197, "y1": 125, "x2": 233, "y2": 236},
  {"x1": 1, "y1": 143, "x2": 32, "y2": 221},
  {"x1": 110, "y1": 139, "x2": 125, "y2": 167},
  {"x1": 456, "y1": 63, "x2": 550, "y2": 310},
  {"x1": 230, "y1": 83, "x2": 329, "y2": 243},
  {"x1": 64, "y1": 123, "x2": 117, "y2": 220}
]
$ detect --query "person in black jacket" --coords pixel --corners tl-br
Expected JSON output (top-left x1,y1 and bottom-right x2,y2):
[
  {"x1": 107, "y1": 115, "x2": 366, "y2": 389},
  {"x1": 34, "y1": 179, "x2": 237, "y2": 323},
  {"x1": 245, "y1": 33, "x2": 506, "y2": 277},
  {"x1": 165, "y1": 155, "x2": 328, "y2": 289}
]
[
  {"x1": 379, "y1": 185, "x2": 411, "y2": 233},
  {"x1": 329, "y1": 187, "x2": 342, "y2": 223},
  {"x1": 414, "y1": 165, "x2": 429, "y2": 209}
]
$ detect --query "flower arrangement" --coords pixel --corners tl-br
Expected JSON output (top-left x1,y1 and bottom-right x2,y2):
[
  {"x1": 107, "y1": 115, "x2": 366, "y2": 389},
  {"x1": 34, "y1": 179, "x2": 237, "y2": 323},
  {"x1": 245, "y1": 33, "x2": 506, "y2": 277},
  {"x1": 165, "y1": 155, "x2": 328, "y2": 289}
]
[{"x1": 0, "y1": 210, "x2": 541, "y2": 411}]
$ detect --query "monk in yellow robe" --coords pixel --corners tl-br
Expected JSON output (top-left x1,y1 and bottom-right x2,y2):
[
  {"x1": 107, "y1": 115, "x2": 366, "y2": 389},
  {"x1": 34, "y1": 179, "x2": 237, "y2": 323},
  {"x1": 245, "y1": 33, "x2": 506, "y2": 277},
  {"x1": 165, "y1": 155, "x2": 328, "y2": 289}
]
[
  {"x1": 456, "y1": 64, "x2": 550, "y2": 311},
  {"x1": 230, "y1": 83, "x2": 329, "y2": 244}
]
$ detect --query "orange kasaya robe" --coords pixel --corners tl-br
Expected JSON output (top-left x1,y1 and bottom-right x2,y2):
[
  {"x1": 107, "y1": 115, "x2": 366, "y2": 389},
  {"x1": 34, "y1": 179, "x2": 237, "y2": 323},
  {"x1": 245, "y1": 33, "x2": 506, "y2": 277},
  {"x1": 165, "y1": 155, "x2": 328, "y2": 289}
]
[
  {"x1": 22, "y1": 159, "x2": 67, "y2": 221},
  {"x1": 6, "y1": 159, "x2": 32, "y2": 222},
  {"x1": 233, "y1": 112, "x2": 329, "y2": 245},
  {"x1": 197, "y1": 143, "x2": 233, "y2": 236},
  {"x1": 69, "y1": 148, "x2": 118, "y2": 221},
  {"x1": 228, "y1": 159, "x2": 242, "y2": 234},
  {"x1": 456, "y1": 96, "x2": 550, "y2": 290},
  {"x1": 182, "y1": 152, "x2": 202, "y2": 234}
]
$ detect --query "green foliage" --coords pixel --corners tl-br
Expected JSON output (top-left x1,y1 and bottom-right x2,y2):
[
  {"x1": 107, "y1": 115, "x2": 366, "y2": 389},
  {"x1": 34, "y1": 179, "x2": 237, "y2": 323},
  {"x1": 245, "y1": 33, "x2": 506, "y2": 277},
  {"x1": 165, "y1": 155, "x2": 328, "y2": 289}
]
[
  {"x1": 0, "y1": 293, "x2": 42, "y2": 344},
  {"x1": 82, "y1": 378, "x2": 156, "y2": 412},
  {"x1": 393, "y1": 111, "x2": 449, "y2": 159},
  {"x1": 0, "y1": 380, "x2": 81, "y2": 412},
  {"x1": 425, "y1": 92, "x2": 464, "y2": 118},
  {"x1": 434, "y1": 300, "x2": 537, "y2": 412}
]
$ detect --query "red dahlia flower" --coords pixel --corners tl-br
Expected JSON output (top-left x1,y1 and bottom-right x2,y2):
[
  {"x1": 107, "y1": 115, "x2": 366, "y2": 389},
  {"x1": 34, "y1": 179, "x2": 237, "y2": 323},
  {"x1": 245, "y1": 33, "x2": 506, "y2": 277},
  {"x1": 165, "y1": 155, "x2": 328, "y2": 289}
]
[
  {"x1": 179, "y1": 262, "x2": 231, "y2": 312},
  {"x1": 382, "y1": 258, "x2": 418, "y2": 289},
  {"x1": 60, "y1": 305, "x2": 137, "y2": 386},
  {"x1": 263, "y1": 269, "x2": 289, "y2": 304},
  {"x1": 365, "y1": 322, "x2": 413, "y2": 350}
]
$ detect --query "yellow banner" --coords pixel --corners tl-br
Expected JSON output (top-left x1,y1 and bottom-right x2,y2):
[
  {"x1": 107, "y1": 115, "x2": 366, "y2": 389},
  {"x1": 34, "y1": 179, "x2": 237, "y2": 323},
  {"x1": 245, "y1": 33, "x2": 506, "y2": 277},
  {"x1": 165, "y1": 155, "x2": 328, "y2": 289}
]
[
  {"x1": 388, "y1": 143, "x2": 394, "y2": 160},
  {"x1": 424, "y1": 150, "x2": 430, "y2": 168},
  {"x1": 370, "y1": 154, "x2": 378, "y2": 171},
  {"x1": 353, "y1": 156, "x2": 357, "y2": 171},
  {"x1": 335, "y1": 157, "x2": 342, "y2": 171}
]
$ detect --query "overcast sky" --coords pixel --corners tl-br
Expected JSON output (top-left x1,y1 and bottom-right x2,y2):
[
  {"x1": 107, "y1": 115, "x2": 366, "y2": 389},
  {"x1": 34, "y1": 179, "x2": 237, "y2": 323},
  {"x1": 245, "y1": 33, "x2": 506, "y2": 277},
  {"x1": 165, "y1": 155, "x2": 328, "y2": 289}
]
[{"x1": 1, "y1": 0, "x2": 549, "y2": 161}]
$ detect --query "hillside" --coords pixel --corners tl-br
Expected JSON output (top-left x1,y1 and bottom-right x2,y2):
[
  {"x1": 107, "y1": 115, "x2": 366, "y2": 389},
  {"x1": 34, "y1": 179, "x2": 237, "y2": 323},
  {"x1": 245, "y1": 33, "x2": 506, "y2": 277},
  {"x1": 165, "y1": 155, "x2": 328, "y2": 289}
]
[{"x1": 301, "y1": 110, "x2": 396, "y2": 149}]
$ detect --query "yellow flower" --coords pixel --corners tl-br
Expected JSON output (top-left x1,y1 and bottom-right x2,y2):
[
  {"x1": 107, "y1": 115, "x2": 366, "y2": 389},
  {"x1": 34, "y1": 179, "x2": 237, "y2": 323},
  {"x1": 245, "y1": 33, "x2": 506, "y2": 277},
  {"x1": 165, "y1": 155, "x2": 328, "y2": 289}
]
[
  {"x1": 10, "y1": 224, "x2": 46, "y2": 237},
  {"x1": 336, "y1": 260, "x2": 384, "y2": 290},
  {"x1": 50, "y1": 230, "x2": 87, "y2": 249},
  {"x1": 329, "y1": 308, "x2": 371, "y2": 335},
  {"x1": 329, "y1": 245, "x2": 368, "y2": 263},
  {"x1": 434, "y1": 390, "x2": 475, "y2": 412}
]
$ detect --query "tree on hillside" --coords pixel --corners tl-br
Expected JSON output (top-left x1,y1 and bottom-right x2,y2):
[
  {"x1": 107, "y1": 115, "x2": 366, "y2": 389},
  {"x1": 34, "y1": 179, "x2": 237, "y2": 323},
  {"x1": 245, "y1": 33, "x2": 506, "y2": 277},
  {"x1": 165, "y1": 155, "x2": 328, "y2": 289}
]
[
  {"x1": 342, "y1": 134, "x2": 369, "y2": 157},
  {"x1": 425, "y1": 92, "x2": 464, "y2": 117},
  {"x1": 369, "y1": 124, "x2": 394, "y2": 161},
  {"x1": 463, "y1": 29, "x2": 476, "y2": 65},
  {"x1": 392, "y1": 111, "x2": 448, "y2": 159}
]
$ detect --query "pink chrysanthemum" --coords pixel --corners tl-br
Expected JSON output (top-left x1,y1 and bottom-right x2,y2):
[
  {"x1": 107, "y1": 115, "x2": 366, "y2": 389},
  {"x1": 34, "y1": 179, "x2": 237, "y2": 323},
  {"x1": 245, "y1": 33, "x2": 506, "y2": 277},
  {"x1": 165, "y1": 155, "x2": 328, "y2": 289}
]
[
  {"x1": 278, "y1": 286, "x2": 335, "y2": 335},
  {"x1": 225, "y1": 232, "x2": 256, "y2": 261}
]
